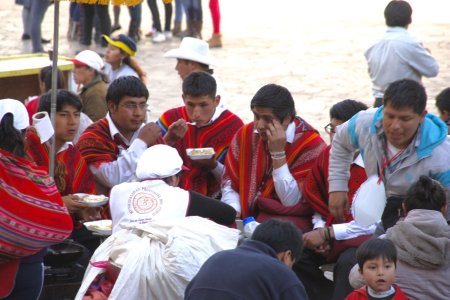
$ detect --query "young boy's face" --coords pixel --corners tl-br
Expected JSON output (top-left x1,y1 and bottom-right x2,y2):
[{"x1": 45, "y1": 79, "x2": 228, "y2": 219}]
[
  {"x1": 55, "y1": 104, "x2": 80, "y2": 144},
  {"x1": 182, "y1": 94, "x2": 219, "y2": 127},
  {"x1": 360, "y1": 257, "x2": 396, "y2": 293}
]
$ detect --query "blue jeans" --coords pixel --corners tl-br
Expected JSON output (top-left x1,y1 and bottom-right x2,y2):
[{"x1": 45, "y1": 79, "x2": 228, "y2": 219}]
[
  {"x1": 30, "y1": 0, "x2": 50, "y2": 53},
  {"x1": 3, "y1": 261, "x2": 44, "y2": 300},
  {"x1": 174, "y1": 0, "x2": 184, "y2": 23},
  {"x1": 128, "y1": 3, "x2": 142, "y2": 41},
  {"x1": 183, "y1": 0, "x2": 202, "y2": 22}
]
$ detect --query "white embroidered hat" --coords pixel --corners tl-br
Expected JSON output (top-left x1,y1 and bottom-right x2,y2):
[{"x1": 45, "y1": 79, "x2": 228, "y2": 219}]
[
  {"x1": 164, "y1": 37, "x2": 217, "y2": 67},
  {"x1": 0, "y1": 99, "x2": 29, "y2": 130},
  {"x1": 136, "y1": 144, "x2": 187, "y2": 180}
]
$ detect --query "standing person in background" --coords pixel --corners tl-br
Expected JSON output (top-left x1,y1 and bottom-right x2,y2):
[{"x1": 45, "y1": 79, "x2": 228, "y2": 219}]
[
  {"x1": 71, "y1": 50, "x2": 108, "y2": 122},
  {"x1": 102, "y1": 34, "x2": 147, "y2": 83},
  {"x1": 172, "y1": 0, "x2": 184, "y2": 37},
  {"x1": 207, "y1": 0, "x2": 222, "y2": 48},
  {"x1": 112, "y1": 5, "x2": 122, "y2": 32},
  {"x1": 16, "y1": 0, "x2": 51, "y2": 53},
  {"x1": 181, "y1": 0, "x2": 202, "y2": 39},
  {"x1": 146, "y1": 0, "x2": 173, "y2": 43},
  {"x1": 365, "y1": 0, "x2": 438, "y2": 107},
  {"x1": 221, "y1": 84, "x2": 326, "y2": 230},
  {"x1": 80, "y1": 3, "x2": 111, "y2": 47},
  {"x1": 0, "y1": 99, "x2": 72, "y2": 300}
]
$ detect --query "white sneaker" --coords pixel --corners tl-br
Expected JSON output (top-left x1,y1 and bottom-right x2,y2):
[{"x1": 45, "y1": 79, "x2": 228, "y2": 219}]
[
  {"x1": 152, "y1": 32, "x2": 166, "y2": 43},
  {"x1": 163, "y1": 31, "x2": 173, "y2": 40}
]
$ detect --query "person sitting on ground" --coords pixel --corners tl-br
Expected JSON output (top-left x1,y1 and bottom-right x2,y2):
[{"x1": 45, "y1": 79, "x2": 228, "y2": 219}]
[
  {"x1": 294, "y1": 99, "x2": 370, "y2": 300},
  {"x1": 185, "y1": 219, "x2": 309, "y2": 300},
  {"x1": 102, "y1": 34, "x2": 147, "y2": 83},
  {"x1": 110, "y1": 144, "x2": 236, "y2": 233},
  {"x1": 76, "y1": 76, "x2": 162, "y2": 196},
  {"x1": 71, "y1": 50, "x2": 108, "y2": 122},
  {"x1": 25, "y1": 90, "x2": 101, "y2": 254},
  {"x1": 328, "y1": 79, "x2": 450, "y2": 231},
  {"x1": 435, "y1": 87, "x2": 450, "y2": 134},
  {"x1": 350, "y1": 175, "x2": 450, "y2": 299},
  {"x1": 345, "y1": 239, "x2": 408, "y2": 300},
  {"x1": 157, "y1": 71, "x2": 243, "y2": 198},
  {"x1": 0, "y1": 99, "x2": 72, "y2": 299},
  {"x1": 164, "y1": 37, "x2": 227, "y2": 108},
  {"x1": 221, "y1": 83, "x2": 326, "y2": 230}
]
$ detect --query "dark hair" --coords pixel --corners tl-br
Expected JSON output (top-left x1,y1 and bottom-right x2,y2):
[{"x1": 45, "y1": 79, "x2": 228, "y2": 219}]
[
  {"x1": 106, "y1": 76, "x2": 149, "y2": 105},
  {"x1": 404, "y1": 175, "x2": 446, "y2": 212},
  {"x1": 179, "y1": 59, "x2": 213, "y2": 75},
  {"x1": 0, "y1": 113, "x2": 25, "y2": 157},
  {"x1": 182, "y1": 71, "x2": 217, "y2": 99},
  {"x1": 39, "y1": 66, "x2": 66, "y2": 92},
  {"x1": 329, "y1": 99, "x2": 368, "y2": 122},
  {"x1": 251, "y1": 219, "x2": 303, "y2": 263},
  {"x1": 356, "y1": 238, "x2": 397, "y2": 270},
  {"x1": 250, "y1": 84, "x2": 296, "y2": 123},
  {"x1": 383, "y1": 79, "x2": 426, "y2": 114},
  {"x1": 38, "y1": 90, "x2": 82, "y2": 114},
  {"x1": 384, "y1": 0, "x2": 412, "y2": 27},
  {"x1": 436, "y1": 87, "x2": 450, "y2": 114}
]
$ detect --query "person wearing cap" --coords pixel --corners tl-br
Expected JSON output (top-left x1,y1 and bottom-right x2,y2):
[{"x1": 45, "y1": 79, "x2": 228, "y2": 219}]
[
  {"x1": 109, "y1": 144, "x2": 236, "y2": 233},
  {"x1": 102, "y1": 34, "x2": 147, "y2": 83},
  {"x1": 76, "y1": 76, "x2": 163, "y2": 197},
  {"x1": 221, "y1": 84, "x2": 326, "y2": 229},
  {"x1": 0, "y1": 99, "x2": 73, "y2": 299},
  {"x1": 71, "y1": 50, "x2": 108, "y2": 122},
  {"x1": 157, "y1": 71, "x2": 242, "y2": 198},
  {"x1": 164, "y1": 37, "x2": 227, "y2": 108}
]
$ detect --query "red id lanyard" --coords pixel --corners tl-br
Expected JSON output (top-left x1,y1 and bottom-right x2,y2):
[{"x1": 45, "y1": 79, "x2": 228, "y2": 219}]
[{"x1": 378, "y1": 142, "x2": 405, "y2": 184}]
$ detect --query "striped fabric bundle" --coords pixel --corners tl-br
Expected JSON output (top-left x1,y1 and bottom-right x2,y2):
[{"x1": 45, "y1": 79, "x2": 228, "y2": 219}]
[
  {"x1": 0, "y1": 148, "x2": 73, "y2": 263},
  {"x1": 158, "y1": 106, "x2": 243, "y2": 197}
]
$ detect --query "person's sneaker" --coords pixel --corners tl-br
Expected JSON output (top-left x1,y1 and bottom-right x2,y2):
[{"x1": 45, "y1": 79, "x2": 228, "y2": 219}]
[
  {"x1": 21, "y1": 33, "x2": 31, "y2": 40},
  {"x1": 163, "y1": 31, "x2": 173, "y2": 40},
  {"x1": 152, "y1": 32, "x2": 166, "y2": 43}
]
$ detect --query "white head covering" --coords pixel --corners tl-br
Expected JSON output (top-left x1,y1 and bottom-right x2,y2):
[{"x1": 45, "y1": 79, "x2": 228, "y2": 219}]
[
  {"x1": 164, "y1": 37, "x2": 217, "y2": 67},
  {"x1": 0, "y1": 99, "x2": 29, "y2": 130},
  {"x1": 71, "y1": 50, "x2": 104, "y2": 72},
  {"x1": 136, "y1": 144, "x2": 184, "y2": 180}
]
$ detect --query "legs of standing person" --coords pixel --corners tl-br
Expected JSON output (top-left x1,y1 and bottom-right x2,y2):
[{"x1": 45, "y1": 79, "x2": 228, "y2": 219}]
[
  {"x1": 331, "y1": 247, "x2": 357, "y2": 300},
  {"x1": 21, "y1": 4, "x2": 31, "y2": 39},
  {"x1": 81, "y1": 4, "x2": 94, "y2": 46},
  {"x1": 95, "y1": 4, "x2": 111, "y2": 47},
  {"x1": 112, "y1": 5, "x2": 122, "y2": 31},
  {"x1": 208, "y1": 0, "x2": 222, "y2": 47},
  {"x1": 172, "y1": 0, "x2": 184, "y2": 36},
  {"x1": 29, "y1": 0, "x2": 50, "y2": 53},
  {"x1": 147, "y1": 0, "x2": 165, "y2": 42},
  {"x1": 128, "y1": 3, "x2": 142, "y2": 42},
  {"x1": 3, "y1": 261, "x2": 44, "y2": 300},
  {"x1": 163, "y1": 1, "x2": 173, "y2": 39},
  {"x1": 190, "y1": 0, "x2": 202, "y2": 38},
  {"x1": 292, "y1": 248, "x2": 334, "y2": 300}
]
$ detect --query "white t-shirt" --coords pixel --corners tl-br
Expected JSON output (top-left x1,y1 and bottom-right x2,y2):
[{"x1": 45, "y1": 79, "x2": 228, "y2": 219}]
[{"x1": 109, "y1": 179, "x2": 190, "y2": 233}]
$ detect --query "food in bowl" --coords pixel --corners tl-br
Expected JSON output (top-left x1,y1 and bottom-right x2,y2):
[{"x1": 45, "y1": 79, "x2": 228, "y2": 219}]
[{"x1": 186, "y1": 147, "x2": 215, "y2": 160}]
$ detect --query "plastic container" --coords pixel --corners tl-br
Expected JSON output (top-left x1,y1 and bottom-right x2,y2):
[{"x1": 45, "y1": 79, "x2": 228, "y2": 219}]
[{"x1": 242, "y1": 217, "x2": 260, "y2": 238}]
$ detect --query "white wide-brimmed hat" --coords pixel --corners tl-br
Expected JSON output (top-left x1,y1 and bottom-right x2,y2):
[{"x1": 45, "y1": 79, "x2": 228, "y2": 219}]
[
  {"x1": 0, "y1": 99, "x2": 29, "y2": 130},
  {"x1": 164, "y1": 37, "x2": 217, "y2": 67},
  {"x1": 136, "y1": 144, "x2": 188, "y2": 180}
]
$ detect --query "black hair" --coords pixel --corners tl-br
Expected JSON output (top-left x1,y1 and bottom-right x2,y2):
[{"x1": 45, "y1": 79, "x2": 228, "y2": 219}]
[
  {"x1": 404, "y1": 175, "x2": 446, "y2": 213},
  {"x1": 356, "y1": 238, "x2": 397, "y2": 270},
  {"x1": 179, "y1": 59, "x2": 213, "y2": 75},
  {"x1": 182, "y1": 71, "x2": 217, "y2": 99},
  {"x1": 329, "y1": 99, "x2": 368, "y2": 122},
  {"x1": 0, "y1": 113, "x2": 25, "y2": 157},
  {"x1": 435, "y1": 87, "x2": 450, "y2": 114},
  {"x1": 250, "y1": 84, "x2": 296, "y2": 123},
  {"x1": 251, "y1": 219, "x2": 303, "y2": 263},
  {"x1": 106, "y1": 76, "x2": 149, "y2": 106},
  {"x1": 39, "y1": 66, "x2": 66, "y2": 92},
  {"x1": 384, "y1": 0, "x2": 412, "y2": 27},
  {"x1": 38, "y1": 90, "x2": 83, "y2": 114},
  {"x1": 383, "y1": 79, "x2": 426, "y2": 114}
]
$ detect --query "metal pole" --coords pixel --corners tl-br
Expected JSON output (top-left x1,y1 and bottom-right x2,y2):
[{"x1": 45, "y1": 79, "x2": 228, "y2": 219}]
[{"x1": 49, "y1": 0, "x2": 60, "y2": 177}]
